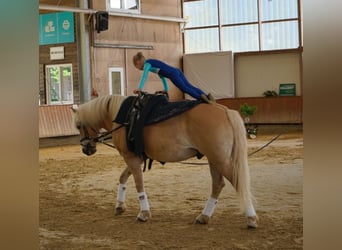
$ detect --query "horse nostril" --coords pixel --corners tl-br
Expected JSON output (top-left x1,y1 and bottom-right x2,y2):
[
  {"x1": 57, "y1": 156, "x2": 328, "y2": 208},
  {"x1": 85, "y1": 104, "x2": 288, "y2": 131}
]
[
  {"x1": 82, "y1": 146, "x2": 96, "y2": 156},
  {"x1": 82, "y1": 147, "x2": 90, "y2": 155}
]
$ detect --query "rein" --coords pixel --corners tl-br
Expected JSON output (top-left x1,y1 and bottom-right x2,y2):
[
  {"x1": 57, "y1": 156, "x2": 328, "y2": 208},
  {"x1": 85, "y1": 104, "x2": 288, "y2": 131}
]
[{"x1": 81, "y1": 124, "x2": 124, "y2": 149}]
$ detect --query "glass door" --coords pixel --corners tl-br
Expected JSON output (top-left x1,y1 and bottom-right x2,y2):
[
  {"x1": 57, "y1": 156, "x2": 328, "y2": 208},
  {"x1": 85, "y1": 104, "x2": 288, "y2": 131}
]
[{"x1": 109, "y1": 67, "x2": 124, "y2": 95}]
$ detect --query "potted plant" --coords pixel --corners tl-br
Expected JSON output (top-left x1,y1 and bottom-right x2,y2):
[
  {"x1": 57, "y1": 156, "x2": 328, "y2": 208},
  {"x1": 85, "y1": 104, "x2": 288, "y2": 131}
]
[{"x1": 240, "y1": 103, "x2": 258, "y2": 139}]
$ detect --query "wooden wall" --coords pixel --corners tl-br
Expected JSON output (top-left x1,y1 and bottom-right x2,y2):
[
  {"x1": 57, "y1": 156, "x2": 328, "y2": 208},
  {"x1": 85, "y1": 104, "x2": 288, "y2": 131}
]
[
  {"x1": 91, "y1": 0, "x2": 184, "y2": 101},
  {"x1": 39, "y1": 104, "x2": 79, "y2": 138},
  {"x1": 141, "y1": 0, "x2": 182, "y2": 16},
  {"x1": 217, "y1": 96, "x2": 303, "y2": 124}
]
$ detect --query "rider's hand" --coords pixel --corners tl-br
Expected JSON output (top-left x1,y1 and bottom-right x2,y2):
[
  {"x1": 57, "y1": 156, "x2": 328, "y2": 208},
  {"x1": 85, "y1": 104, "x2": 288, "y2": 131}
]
[
  {"x1": 133, "y1": 89, "x2": 140, "y2": 94},
  {"x1": 155, "y1": 90, "x2": 168, "y2": 95}
]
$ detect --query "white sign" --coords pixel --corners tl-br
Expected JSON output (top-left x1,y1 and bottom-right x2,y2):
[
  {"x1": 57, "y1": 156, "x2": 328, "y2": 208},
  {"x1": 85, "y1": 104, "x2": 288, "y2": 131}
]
[{"x1": 50, "y1": 46, "x2": 64, "y2": 60}]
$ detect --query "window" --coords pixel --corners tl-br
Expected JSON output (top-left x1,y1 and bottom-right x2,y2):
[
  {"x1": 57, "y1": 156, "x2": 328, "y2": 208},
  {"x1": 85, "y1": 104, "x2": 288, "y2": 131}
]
[
  {"x1": 45, "y1": 64, "x2": 73, "y2": 105},
  {"x1": 107, "y1": 0, "x2": 140, "y2": 13},
  {"x1": 184, "y1": 28, "x2": 219, "y2": 54},
  {"x1": 185, "y1": 0, "x2": 218, "y2": 28},
  {"x1": 183, "y1": 0, "x2": 301, "y2": 53}
]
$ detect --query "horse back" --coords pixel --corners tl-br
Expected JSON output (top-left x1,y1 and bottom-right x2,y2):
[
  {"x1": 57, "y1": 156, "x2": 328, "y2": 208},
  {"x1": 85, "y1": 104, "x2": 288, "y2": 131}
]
[{"x1": 142, "y1": 103, "x2": 235, "y2": 162}]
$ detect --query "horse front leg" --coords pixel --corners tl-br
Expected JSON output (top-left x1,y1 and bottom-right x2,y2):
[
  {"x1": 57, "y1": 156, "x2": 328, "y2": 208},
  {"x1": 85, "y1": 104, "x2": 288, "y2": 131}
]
[
  {"x1": 195, "y1": 165, "x2": 225, "y2": 224},
  {"x1": 115, "y1": 166, "x2": 131, "y2": 215},
  {"x1": 127, "y1": 159, "x2": 151, "y2": 222}
]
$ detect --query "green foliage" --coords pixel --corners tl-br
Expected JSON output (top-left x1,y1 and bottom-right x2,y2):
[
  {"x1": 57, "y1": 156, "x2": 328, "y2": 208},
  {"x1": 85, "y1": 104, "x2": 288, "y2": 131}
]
[
  {"x1": 63, "y1": 67, "x2": 71, "y2": 76},
  {"x1": 49, "y1": 67, "x2": 60, "y2": 83},
  {"x1": 240, "y1": 103, "x2": 257, "y2": 117}
]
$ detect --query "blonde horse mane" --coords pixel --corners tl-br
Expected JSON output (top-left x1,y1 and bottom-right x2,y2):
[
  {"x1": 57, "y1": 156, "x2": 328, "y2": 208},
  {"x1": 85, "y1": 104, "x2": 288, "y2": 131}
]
[{"x1": 73, "y1": 95, "x2": 126, "y2": 129}]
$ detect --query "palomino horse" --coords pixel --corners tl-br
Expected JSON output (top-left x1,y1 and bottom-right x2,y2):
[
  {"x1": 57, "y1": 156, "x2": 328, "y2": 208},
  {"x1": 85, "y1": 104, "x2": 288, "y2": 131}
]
[{"x1": 71, "y1": 94, "x2": 258, "y2": 228}]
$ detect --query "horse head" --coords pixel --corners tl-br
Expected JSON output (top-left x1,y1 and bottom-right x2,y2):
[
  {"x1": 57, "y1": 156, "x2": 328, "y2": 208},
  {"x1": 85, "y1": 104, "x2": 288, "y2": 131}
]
[{"x1": 71, "y1": 105, "x2": 98, "y2": 156}]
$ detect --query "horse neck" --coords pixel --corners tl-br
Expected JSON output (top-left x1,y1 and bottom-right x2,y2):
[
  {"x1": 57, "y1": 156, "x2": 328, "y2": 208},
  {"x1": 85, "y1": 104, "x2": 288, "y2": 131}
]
[
  {"x1": 80, "y1": 95, "x2": 125, "y2": 131},
  {"x1": 93, "y1": 95, "x2": 125, "y2": 131},
  {"x1": 79, "y1": 96, "x2": 108, "y2": 131}
]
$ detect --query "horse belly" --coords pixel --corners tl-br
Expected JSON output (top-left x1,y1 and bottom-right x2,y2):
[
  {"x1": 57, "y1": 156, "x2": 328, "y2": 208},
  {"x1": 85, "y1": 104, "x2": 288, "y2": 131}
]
[{"x1": 143, "y1": 123, "x2": 197, "y2": 162}]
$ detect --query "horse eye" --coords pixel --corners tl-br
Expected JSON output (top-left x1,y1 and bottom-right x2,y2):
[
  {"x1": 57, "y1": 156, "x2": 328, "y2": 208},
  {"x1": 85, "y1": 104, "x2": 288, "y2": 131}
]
[{"x1": 76, "y1": 124, "x2": 81, "y2": 130}]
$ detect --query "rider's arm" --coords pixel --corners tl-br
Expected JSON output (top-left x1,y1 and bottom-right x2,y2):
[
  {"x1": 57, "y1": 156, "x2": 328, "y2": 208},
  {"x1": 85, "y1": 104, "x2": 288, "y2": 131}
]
[
  {"x1": 137, "y1": 62, "x2": 152, "y2": 90},
  {"x1": 158, "y1": 75, "x2": 169, "y2": 92}
]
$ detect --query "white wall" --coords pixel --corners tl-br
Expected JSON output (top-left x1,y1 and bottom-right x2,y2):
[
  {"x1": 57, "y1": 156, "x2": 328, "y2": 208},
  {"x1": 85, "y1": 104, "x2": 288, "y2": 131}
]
[
  {"x1": 235, "y1": 52, "x2": 301, "y2": 97},
  {"x1": 183, "y1": 51, "x2": 302, "y2": 99},
  {"x1": 183, "y1": 51, "x2": 234, "y2": 99}
]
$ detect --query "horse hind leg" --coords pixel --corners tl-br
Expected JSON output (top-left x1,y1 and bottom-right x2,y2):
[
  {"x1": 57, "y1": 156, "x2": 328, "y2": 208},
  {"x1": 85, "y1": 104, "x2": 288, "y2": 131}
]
[
  {"x1": 224, "y1": 107, "x2": 258, "y2": 228},
  {"x1": 220, "y1": 162, "x2": 259, "y2": 229},
  {"x1": 244, "y1": 197, "x2": 258, "y2": 229},
  {"x1": 195, "y1": 166, "x2": 225, "y2": 224},
  {"x1": 205, "y1": 159, "x2": 258, "y2": 229}
]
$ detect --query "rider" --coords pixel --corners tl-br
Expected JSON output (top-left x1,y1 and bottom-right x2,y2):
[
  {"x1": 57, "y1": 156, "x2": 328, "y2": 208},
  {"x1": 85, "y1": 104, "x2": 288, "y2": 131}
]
[{"x1": 132, "y1": 52, "x2": 215, "y2": 103}]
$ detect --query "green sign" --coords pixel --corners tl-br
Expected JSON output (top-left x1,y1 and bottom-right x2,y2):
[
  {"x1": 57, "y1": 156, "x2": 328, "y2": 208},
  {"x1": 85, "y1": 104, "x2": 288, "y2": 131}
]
[
  {"x1": 39, "y1": 12, "x2": 74, "y2": 45},
  {"x1": 279, "y1": 83, "x2": 296, "y2": 96}
]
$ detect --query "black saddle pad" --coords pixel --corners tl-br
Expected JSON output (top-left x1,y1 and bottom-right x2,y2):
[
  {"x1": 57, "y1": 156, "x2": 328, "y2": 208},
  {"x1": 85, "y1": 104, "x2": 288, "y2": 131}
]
[
  {"x1": 113, "y1": 94, "x2": 202, "y2": 156},
  {"x1": 114, "y1": 95, "x2": 201, "y2": 126}
]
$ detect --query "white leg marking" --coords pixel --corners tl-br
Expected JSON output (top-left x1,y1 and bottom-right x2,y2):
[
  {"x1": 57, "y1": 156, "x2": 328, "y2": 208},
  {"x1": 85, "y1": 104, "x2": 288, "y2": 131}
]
[
  {"x1": 245, "y1": 200, "x2": 256, "y2": 217},
  {"x1": 202, "y1": 197, "x2": 218, "y2": 217},
  {"x1": 117, "y1": 183, "x2": 126, "y2": 202},
  {"x1": 138, "y1": 192, "x2": 150, "y2": 211}
]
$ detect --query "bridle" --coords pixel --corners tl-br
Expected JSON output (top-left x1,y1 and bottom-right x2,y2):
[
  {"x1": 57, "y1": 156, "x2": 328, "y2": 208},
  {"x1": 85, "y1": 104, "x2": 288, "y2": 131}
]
[{"x1": 79, "y1": 124, "x2": 124, "y2": 149}]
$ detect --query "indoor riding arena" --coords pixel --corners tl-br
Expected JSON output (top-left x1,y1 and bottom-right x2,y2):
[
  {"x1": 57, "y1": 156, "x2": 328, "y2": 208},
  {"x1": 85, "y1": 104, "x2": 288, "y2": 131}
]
[
  {"x1": 39, "y1": 126, "x2": 303, "y2": 249},
  {"x1": 38, "y1": 0, "x2": 303, "y2": 249}
]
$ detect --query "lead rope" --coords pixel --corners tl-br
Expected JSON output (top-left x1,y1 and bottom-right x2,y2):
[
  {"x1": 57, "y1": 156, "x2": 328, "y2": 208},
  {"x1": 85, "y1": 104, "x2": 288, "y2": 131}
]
[{"x1": 248, "y1": 133, "x2": 282, "y2": 157}]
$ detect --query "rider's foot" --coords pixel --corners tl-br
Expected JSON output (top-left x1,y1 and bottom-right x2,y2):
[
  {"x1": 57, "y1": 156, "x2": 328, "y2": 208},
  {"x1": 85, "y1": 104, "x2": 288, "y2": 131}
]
[
  {"x1": 200, "y1": 94, "x2": 211, "y2": 104},
  {"x1": 207, "y1": 93, "x2": 216, "y2": 102}
]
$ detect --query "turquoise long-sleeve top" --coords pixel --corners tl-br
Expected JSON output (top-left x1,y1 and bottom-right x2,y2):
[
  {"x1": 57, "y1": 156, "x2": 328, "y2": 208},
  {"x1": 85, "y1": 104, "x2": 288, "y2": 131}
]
[{"x1": 137, "y1": 60, "x2": 169, "y2": 91}]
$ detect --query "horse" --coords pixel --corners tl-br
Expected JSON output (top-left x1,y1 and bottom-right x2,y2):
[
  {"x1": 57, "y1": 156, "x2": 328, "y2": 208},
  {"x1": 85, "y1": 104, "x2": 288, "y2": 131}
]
[{"x1": 71, "y1": 94, "x2": 258, "y2": 228}]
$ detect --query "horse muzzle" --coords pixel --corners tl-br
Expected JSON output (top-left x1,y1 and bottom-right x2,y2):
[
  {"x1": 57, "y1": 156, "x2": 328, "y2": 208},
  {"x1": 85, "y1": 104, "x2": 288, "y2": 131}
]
[{"x1": 82, "y1": 144, "x2": 97, "y2": 156}]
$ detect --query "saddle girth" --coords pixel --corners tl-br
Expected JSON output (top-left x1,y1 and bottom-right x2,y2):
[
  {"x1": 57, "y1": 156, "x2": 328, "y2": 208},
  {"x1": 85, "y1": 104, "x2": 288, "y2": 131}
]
[{"x1": 126, "y1": 93, "x2": 153, "y2": 143}]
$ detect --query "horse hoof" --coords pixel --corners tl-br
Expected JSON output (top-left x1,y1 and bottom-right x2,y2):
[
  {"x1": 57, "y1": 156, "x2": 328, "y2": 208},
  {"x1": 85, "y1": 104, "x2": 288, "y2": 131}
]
[
  {"x1": 115, "y1": 207, "x2": 125, "y2": 215},
  {"x1": 136, "y1": 210, "x2": 151, "y2": 222},
  {"x1": 115, "y1": 202, "x2": 126, "y2": 215},
  {"x1": 194, "y1": 214, "x2": 210, "y2": 224},
  {"x1": 247, "y1": 215, "x2": 259, "y2": 229}
]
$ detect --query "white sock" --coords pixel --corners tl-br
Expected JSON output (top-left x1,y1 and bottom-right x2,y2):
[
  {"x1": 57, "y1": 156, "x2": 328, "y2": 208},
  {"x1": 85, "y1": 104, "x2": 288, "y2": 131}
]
[
  {"x1": 117, "y1": 183, "x2": 126, "y2": 202},
  {"x1": 138, "y1": 192, "x2": 150, "y2": 211},
  {"x1": 202, "y1": 197, "x2": 218, "y2": 217},
  {"x1": 245, "y1": 201, "x2": 256, "y2": 217}
]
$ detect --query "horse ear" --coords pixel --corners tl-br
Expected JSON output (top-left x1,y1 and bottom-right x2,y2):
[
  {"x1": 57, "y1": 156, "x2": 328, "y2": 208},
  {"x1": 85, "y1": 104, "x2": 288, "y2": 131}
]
[{"x1": 71, "y1": 104, "x2": 78, "y2": 113}]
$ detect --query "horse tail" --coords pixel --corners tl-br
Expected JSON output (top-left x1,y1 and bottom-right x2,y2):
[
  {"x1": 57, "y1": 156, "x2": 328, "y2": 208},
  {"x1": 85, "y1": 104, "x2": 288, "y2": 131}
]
[{"x1": 224, "y1": 106, "x2": 254, "y2": 213}]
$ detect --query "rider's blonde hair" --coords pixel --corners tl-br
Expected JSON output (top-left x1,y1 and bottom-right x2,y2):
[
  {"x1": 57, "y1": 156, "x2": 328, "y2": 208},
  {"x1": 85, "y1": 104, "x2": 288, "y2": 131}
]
[{"x1": 133, "y1": 52, "x2": 145, "y2": 66}]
